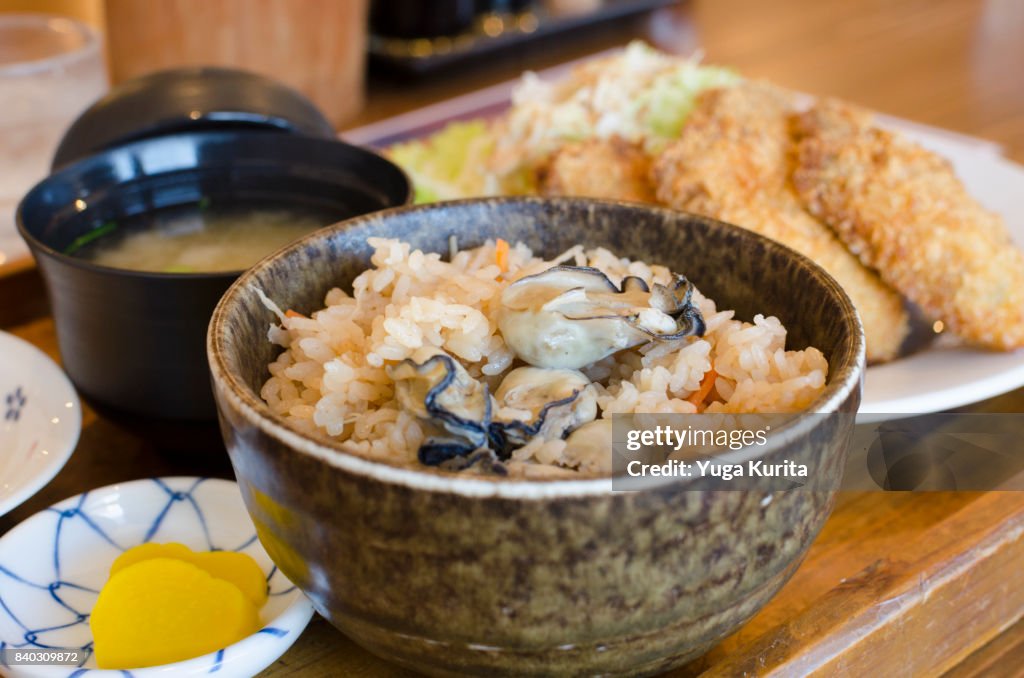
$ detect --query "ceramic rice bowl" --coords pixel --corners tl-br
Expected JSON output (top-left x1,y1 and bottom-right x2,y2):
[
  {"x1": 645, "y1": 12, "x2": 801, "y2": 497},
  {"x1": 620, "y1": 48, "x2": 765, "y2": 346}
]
[{"x1": 207, "y1": 197, "x2": 865, "y2": 676}]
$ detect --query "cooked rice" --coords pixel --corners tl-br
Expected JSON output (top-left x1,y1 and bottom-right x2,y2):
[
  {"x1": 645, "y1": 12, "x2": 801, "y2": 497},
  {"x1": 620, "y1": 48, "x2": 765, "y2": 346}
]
[{"x1": 260, "y1": 238, "x2": 828, "y2": 476}]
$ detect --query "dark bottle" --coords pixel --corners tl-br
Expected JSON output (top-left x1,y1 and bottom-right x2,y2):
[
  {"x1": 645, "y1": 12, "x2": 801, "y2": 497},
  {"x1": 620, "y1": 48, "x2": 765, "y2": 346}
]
[
  {"x1": 486, "y1": 0, "x2": 535, "y2": 12},
  {"x1": 371, "y1": 0, "x2": 479, "y2": 39}
]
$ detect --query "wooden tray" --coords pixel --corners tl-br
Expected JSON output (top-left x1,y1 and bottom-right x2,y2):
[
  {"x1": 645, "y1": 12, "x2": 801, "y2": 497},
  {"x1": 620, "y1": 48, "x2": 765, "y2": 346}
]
[
  {"x1": 3, "y1": 267, "x2": 1023, "y2": 677},
  {"x1": 263, "y1": 491, "x2": 1024, "y2": 677}
]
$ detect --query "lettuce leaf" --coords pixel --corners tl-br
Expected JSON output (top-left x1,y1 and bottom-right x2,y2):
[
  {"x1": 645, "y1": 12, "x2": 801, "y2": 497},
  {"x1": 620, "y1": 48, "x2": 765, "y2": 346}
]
[
  {"x1": 387, "y1": 47, "x2": 742, "y2": 202},
  {"x1": 387, "y1": 120, "x2": 494, "y2": 203}
]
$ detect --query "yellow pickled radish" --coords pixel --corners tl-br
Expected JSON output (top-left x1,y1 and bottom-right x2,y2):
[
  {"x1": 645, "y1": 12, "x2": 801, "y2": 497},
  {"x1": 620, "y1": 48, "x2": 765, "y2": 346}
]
[
  {"x1": 110, "y1": 542, "x2": 268, "y2": 606},
  {"x1": 109, "y1": 542, "x2": 192, "y2": 572},
  {"x1": 188, "y1": 551, "x2": 268, "y2": 607},
  {"x1": 90, "y1": 558, "x2": 260, "y2": 669}
]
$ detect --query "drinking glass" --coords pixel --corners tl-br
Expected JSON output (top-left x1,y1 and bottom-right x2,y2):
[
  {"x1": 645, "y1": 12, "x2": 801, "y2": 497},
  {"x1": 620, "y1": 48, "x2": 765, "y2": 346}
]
[{"x1": 0, "y1": 14, "x2": 107, "y2": 267}]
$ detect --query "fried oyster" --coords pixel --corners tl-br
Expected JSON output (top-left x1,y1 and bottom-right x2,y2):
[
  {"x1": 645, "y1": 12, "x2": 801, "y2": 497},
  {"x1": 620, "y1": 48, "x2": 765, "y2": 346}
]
[
  {"x1": 651, "y1": 82, "x2": 911, "y2": 363},
  {"x1": 537, "y1": 137, "x2": 657, "y2": 203},
  {"x1": 792, "y1": 100, "x2": 1024, "y2": 350}
]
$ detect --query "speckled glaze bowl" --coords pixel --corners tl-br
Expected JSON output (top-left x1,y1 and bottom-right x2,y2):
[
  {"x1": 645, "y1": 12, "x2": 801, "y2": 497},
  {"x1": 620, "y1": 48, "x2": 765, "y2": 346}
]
[{"x1": 208, "y1": 198, "x2": 865, "y2": 676}]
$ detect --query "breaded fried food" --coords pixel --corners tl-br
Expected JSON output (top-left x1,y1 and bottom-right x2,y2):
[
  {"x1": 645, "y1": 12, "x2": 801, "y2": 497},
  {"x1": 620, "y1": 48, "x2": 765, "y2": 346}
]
[
  {"x1": 793, "y1": 101, "x2": 1024, "y2": 350},
  {"x1": 652, "y1": 82, "x2": 910, "y2": 363},
  {"x1": 537, "y1": 137, "x2": 656, "y2": 203}
]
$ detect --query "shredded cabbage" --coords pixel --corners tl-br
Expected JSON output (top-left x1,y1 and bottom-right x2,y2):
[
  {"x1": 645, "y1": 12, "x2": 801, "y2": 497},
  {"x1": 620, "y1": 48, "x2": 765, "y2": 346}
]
[
  {"x1": 388, "y1": 43, "x2": 742, "y2": 202},
  {"x1": 642, "y1": 64, "x2": 741, "y2": 143}
]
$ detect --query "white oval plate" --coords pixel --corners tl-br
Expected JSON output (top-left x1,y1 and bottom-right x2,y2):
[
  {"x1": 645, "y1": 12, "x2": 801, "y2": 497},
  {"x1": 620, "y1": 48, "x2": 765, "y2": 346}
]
[
  {"x1": 0, "y1": 331, "x2": 81, "y2": 517},
  {"x1": 0, "y1": 477, "x2": 314, "y2": 677}
]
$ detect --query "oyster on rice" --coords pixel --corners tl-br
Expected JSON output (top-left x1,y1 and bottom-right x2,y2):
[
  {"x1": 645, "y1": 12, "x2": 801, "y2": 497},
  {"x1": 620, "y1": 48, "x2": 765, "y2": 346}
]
[
  {"x1": 387, "y1": 348, "x2": 492, "y2": 465},
  {"x1": 562, "y1": 419, "x2": 614, "y2": 473},
  {"x1": 389, "y1": 350, "x2": 602, "y2": 465},
  {"x1": 490, "y1": 367, "x2": 598, "y2": 454},
  {"x1": 261, "y1": 237, "x2": 829, "y2": 476},
  {"x1": 498, "y1": 265, "x2": 706, "y2": 369}
]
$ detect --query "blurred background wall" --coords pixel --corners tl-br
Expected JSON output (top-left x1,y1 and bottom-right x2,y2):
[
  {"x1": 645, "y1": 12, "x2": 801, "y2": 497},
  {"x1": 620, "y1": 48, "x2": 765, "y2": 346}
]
[
  {"x1": 0, "y1": 0, "x2": 103, "y2": 26},
  {"x1": 0, "y1": 0, "x2": 367, "y2": 128}
]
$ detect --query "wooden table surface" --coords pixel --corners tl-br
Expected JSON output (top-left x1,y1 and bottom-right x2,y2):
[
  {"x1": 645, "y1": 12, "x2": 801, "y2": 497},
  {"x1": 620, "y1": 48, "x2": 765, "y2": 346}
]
[{"x1": 3, "y1": 0, "x2": 1024, "y2": 676}]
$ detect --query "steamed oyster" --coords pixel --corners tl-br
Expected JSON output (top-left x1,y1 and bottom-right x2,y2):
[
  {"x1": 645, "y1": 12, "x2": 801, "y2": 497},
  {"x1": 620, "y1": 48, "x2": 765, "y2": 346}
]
[
  {"x1": 388, "y1": 350, "x2": 605, "y2": 466},
  {"x1": 563, "y1": 419, "x2": 614, "y2": 473},
  {"x1": 497, "y1": 265, "x2": 705, "y2": 369},
  {"x1": 490, "y1": 366, "x2": 598, "y2": 453},
  {"x1": 387, "y1": 347, "x2": 492, "y2": 465}
]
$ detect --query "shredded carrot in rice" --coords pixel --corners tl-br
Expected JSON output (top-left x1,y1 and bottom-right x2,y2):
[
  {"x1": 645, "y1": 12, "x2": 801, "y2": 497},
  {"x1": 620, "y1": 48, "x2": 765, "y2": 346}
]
[
  {"x1": 686, "y1": 366, "x2": 717, "y2": 408},
  {"x1": 285, "y1": 309, "x2": 307, "y2": 319},
  {"x1": 495, "y1": 238, "x2": 510, "y2": 273}
]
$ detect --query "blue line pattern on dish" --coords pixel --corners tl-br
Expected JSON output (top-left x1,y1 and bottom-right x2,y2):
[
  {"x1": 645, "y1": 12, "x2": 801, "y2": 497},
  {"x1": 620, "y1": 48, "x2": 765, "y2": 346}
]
[
  {"x1": 265, "y1": 564, "x2": 297, "y2": 597},
  {"x1": 4, "y1": 386, "x2": 26, "y2": 422},
  {"x1": 0, "y1": 477, "x2": 295, "y2": 674},
  {"x1": 257, "y1": 627, "x2": 288, "y2": 638},
  {"x1": 209, "y1": 648, "x2": 225, "y2": 673}
]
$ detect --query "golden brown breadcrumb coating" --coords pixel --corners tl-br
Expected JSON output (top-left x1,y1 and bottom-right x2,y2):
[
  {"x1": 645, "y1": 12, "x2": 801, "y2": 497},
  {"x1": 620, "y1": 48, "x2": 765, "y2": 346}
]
[
  {"x1": 537, "y1": 137, "x2": 656, "y2": 203},
  {"x1": 652, "y1": 82, "x2": 910, "y2": 363},
  {"x1": 793, "y1": 101, "x2": 1024, "y2": 351}
]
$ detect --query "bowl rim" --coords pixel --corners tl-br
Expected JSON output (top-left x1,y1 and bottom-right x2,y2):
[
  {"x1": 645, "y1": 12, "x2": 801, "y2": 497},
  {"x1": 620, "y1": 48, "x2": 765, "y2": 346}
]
[
  {"x1": 207, "y1": 196, "x2": 866, "y2": 499},
  {"x1": 16, "y1": 130, "x2": 413, "y2": 281}
]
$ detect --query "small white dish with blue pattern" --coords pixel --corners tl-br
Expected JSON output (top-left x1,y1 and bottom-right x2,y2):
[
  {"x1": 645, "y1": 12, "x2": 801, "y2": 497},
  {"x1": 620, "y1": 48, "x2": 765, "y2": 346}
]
[
  {"x1": 0, "y1": 477, "x2": 314, "y2": 677},
  {"x1": 0, "y1": 331, "x2": 81, "y2": 518}
]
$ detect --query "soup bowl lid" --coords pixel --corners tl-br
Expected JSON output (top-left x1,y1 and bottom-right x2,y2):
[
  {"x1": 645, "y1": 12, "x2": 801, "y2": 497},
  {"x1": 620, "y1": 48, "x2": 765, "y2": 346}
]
[{"x1": 52, "y1": 66, "x2": 337, "y2": 170}]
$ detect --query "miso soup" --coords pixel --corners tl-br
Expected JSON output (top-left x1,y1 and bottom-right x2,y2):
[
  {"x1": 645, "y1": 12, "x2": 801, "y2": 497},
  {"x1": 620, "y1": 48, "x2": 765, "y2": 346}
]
[{"x1": 77, "y1": 200, "x2": 340, "y2": 273}]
